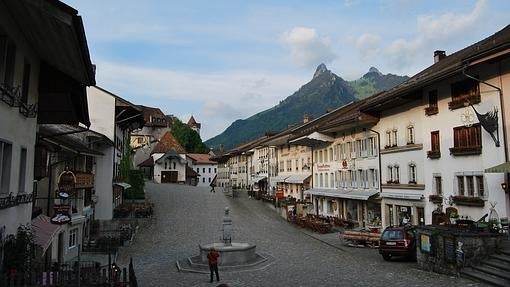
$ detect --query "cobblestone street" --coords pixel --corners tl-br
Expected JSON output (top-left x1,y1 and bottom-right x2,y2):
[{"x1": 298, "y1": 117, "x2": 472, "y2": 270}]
[{"x1": 117, "y1": 183, "x2": 484, "y2": 287}]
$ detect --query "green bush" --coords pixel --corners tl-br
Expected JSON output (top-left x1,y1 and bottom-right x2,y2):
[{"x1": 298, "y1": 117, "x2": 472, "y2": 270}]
[{"x1": 126, "y1": 170, "x2": 145, "y2": 199}]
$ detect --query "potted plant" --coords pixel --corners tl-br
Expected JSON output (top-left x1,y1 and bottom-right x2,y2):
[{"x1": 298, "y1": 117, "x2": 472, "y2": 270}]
[{"x1": 451, "y1": 195, "x2": 485, "y2": 207}]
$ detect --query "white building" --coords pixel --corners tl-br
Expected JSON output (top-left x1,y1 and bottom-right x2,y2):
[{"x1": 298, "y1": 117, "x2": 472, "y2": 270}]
[
  {"x1": 86, "y1": 86, "x2": 144, "y2": 220},
  {"x1": 1, "y1": 0, "x2": 95, "y2": 267},
  {"x1": 187, "y1": 153, "x2": 217, "y2": 187},
  {"x1": 150, "y1": 131, "x2": 188, "y2": 184}
]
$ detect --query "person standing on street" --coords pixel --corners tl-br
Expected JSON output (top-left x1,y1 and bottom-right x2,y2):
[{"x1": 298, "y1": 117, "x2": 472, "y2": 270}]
[
  {"x1": 207, "y1": 247, "x2": 220, "y2": 283},
  {"x1": 210, "y1": 182, "x2": 216, "y2": 193}
]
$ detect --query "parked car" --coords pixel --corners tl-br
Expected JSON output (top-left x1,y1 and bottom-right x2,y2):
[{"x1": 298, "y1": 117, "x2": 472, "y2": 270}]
[{"x1": 379, "y1": 226, "x2": 417, "y2": 261}]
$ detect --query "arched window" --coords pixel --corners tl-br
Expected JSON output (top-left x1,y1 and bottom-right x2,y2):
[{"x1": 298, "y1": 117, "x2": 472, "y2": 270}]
[
  {"x1": 407, "y1": 124, "x2": 415, "y2": 144},
  {"x1": 408, "y1": 162, "x2": 417, "y2": 184}
]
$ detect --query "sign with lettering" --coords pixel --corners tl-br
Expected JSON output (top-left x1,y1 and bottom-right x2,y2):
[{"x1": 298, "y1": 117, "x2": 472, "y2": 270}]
[
  {"x1": 317, "y1": 164, "x2": 331, "y2": 172},
  {"x1": 420, "y1": 233, "x2": 433, "y2": 254},
  {"x1": 75, "y1": 173, "x2": 94, "y2": 189},
  {"x1": 0, "y1": 193, "x2": 33, "y2": 210}
]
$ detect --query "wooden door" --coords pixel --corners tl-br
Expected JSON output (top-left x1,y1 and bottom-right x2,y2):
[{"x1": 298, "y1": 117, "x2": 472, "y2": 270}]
[{"x1": 161, "y1": 171, "x2": 178, "y2": 183}]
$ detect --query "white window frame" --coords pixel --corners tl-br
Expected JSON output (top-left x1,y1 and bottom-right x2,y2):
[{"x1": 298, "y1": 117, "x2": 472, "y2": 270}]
[
  {"x1": 0, "y1": 140, "x2": 13, "y2": 195},
  {"x1": 408, "y1": 163, "x2": 417, "y2": 184},
  {"x1": 69, "y1": 228, "x2": 78, "y2": 249},
  {"x1": 407, "y1": 125, "x2": 415, "y2": 144}
]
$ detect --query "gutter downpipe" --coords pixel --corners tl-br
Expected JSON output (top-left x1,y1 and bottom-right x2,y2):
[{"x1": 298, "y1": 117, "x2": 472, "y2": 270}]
[{"x1": 463, "y1": 64, "x2": 509, "y2": 199}]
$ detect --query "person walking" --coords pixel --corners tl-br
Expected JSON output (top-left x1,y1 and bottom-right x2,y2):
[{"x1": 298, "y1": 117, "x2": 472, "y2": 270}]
[
  {"x1": 210, "y1": 182, "x2": 216, "y2": 193},
  {"x1": 207, "y1": 247, "x2": 220, "y2": 283}
]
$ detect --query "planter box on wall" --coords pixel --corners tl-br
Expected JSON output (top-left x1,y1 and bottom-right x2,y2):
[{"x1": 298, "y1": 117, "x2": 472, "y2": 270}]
[
  {"x1": 452, "y1": 196, "x2": 485, "y2": 207},
  {"x1": 449, "y1": 146, "x2": 482, "y2": 156}
]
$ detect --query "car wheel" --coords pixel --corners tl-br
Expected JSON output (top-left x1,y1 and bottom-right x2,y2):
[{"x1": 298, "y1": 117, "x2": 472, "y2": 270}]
[{"x1": 382, "y1": 253, "x2": 392, "y2": 261}]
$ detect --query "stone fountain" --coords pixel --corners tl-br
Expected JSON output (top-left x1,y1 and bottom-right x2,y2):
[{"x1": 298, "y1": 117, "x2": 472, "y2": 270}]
[{"x1": 176, "y1": 206, "x2": 273, "y2": 273}]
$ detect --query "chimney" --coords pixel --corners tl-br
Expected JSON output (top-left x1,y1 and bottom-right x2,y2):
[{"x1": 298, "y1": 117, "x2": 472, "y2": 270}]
[
  {"x1": 303, "y1": 113, "x2": 313, "y2": 123},
  {"x1": 434, "y1": 50, "x2": 446, "y2": 63}
]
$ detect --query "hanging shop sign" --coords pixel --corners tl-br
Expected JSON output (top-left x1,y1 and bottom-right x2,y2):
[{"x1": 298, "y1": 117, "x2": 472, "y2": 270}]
[
  {"x1": 75, "y1": 172, "x2": 94, "y2": 189},
  {"x1": 0, "y1": 193, "x2": 33, "y2": 210},
  {"x1": 50, "y1": 204, "x2": 71, "y2": 225},
  {"x1": 57, "y1": 170, "x2": 76, "y2": 197},
  {"x1": 275, "y1": 191, "x2": 285, "y2": 199}
]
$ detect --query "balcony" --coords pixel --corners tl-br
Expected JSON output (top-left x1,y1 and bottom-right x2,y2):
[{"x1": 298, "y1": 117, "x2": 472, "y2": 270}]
[{"x1": 449, "y1": 146, "x2": 482, "y2": 156}]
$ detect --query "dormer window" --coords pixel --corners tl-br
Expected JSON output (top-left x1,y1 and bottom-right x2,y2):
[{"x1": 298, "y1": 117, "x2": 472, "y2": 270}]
[{"x1": 449, "y1": 78, "x2": 480, "y2": 109}]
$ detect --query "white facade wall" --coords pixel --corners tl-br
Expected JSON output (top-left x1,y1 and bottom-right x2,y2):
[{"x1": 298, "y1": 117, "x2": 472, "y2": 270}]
[
  {"x1": 152, "y1": 153, "x2": 187, "y2": 183},
  {"x1": 192, "y1": 163, "x2": 218, "y2": 187},
  {"x1": 374, "y1": 102, "x2": 426, "y2": 227},
  {"x1": 276, "y1": 145, "x2": 311, "y2": 198},
  {"x1": 421, "y1": 64, "x2": 508, "y2": 222},
  {"x1": 0, "y1": 4, "x2": 39, "y2": 237},
  {"x1": 93, "y1": 145, "x2": 114, "y2": 220}
]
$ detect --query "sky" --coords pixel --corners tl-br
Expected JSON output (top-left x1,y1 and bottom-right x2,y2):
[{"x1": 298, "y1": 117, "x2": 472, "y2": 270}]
[{"x1": 63, "y1": 0, "x2": 510, "y2": 141}]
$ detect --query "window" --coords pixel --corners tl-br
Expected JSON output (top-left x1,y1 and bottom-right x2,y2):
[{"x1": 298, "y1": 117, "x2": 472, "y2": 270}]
[
  {"x1": 368, "y1": 137, "x2": 377, "y2": 157},
  {"x1": 214, "y1": 168, "x2": 217, "y2": 173},
  {"x1": 426, "y1": 90, "x2": 439, "y2": 115},
  {"x1": 209, "y1": 168, "x2": 211, "y2": 173},
  {"x1": 434, "y1": 176, "x2": 442, "y2": 195},
  {"x1": 451, "y1": 78, "x2": 479, "y2": 102},
  {"x1": 408, "y1": 163, "x2": 416, "y2": 184},
  {"x1": 69, "y1": 228, "x2": 78, "y2": 248},
  {"x1": 173, "y1": 162, "x2": 176, "y2": 169},
  {"x1": 165, "y1": 162, "x2": 168, "y2": 169},
  {"x1": 295, "y1": 159, "x2": 299, "y2": 171},
  {"x1": 431, "y1": 131, "x2": 440, "y2": 151},
  {"x1": 392, "y1": 129, "x2": 398, "y2": 147},
  {"x1": 330, "y1": 172, "x2": 334, "y2": 188},
  {"x1": 457, "y1": 176, "x2": 465, "y2": 196},
  {"x1": 0, "y1": 37, "x2": 16, "y2": 87},
  {"x1": 287, "y1": 160, "x2": 292, "y2": 171},
  {"x1": 319, "y1": 173, "x2": 324, "y2": 187},
  {"x1": 21, "y1": 59, "x2": 31, "y2": 104},
  {"x1": 203, "y1": 168, "x2": 206, "y2": 173},
  {"x1": 196, "y1": 168, "x2": 199, "y2": 173},
  {"x1": 453, "y1": 124, "x2": 481, "y2": 148},
  {"x1": 393, "y1": 165, "x2": 400, "y2": 183},
  {"x1": 476, "y1": 176, "x2": 484, "y2": 198},
  {"x1": 387, "y1": 166, "x2": 393, "y2": 183},
  {"x1": 329, "y1": 148, "x2": 333, "y2": 161},
  {"x1": 385, "y1": 130, "x2": 391, "y2": 147},
  {"x1": 137, "y1": 137, "x2": 144, "y2": 144},
  {"x1": 203, "y1": 177, "x2": 205, "y2": 183},
  {"x1": 324, "y1": 173, "x2": 329, "y2": 187},
  {"x1": 0, "y1": 140, "x2": 12, "y2": 195},
  {"x1": 407, "y1": 125, "x2": 415, "y2": 144},
  {"x1": 428, "y1": 90, "x2": 438, "y2": 107},
  {"x1": 208, "y1": 177, "x2": 211, "y2": 183},
  {"x1": 18, "y1": 148, "x2": 27, "y2": 193},
  {"x1": 466, "y1": 176, "x2": 474, "y2": 196},
  {"x1": 319, "y1": 150, "x2": 323, "y2": 163}
]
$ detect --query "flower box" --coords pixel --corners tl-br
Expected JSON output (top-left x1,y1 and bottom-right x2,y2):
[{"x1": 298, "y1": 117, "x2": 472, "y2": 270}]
[
  {"x1": 448, "y1": 94, "x2": 481, "y2": 110},
  {"x1": 452, "y1": 195, "x2": 485, "y2": 207},
  {"x1": 425, "y1": 106, "x2": 438, "y2": 116},
  {"x1": 449, "y1": 146, "x2": 482, "y2": 156},
  {"x1": 428, "y1": 194, "x2": 443, "y2": 203},
  {"x1": 427, "y1": 150, "x2": 441, "y2": 159}
]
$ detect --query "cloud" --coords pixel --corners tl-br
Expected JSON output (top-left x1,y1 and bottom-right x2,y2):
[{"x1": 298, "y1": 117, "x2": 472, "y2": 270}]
[
  {"x1": 281, "y1": 27, "x2": 337, "y2": 68},
  {"x1": 94, "y1": 60, "x2": 306, "y2": 140},
  {"x1": 355, "y1": 33, "x2": 381, "y2": 60},
  {"x1": 383, "y1": 0, "x2": 487, "y2": 72}
]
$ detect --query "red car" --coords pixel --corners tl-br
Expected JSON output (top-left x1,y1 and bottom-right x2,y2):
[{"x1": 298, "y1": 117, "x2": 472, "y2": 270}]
[{"x1": 379, "y1": 226, "x2": 417, "y2": 261}]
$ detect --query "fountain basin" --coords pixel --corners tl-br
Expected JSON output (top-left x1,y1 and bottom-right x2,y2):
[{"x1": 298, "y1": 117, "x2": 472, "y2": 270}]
[{"x1": 199, "y1": 243, "x2": 257, "y2": 266}]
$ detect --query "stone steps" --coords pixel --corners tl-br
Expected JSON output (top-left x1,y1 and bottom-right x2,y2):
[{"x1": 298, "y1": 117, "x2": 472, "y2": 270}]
[
  {"x1": 461, "y1": 267, "x2": 510, "y2": 287},
  {"x1": 460, "y1": 241, "x2": 510, "y2": 286}
]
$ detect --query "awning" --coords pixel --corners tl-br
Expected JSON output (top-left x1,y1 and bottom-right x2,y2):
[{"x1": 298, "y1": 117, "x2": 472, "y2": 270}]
[
  {"x1": 379, "y1": 192, "x2": 424, "y2": 201},
  {"x1": 270, "y1": 175, "x2": 289, "y2": 184},
  {"x1": 114, "y1": 182, "x2": 131, "y2": 189},
  {"x1": 289, "y1": 132, "x2": 334, "y2": 147},
  {"x1": 305, "y1": 188, "x2": 379, "y2": 200},
  {"x1": 485, "y1": 162, "x2": 510, "y2": 173},
  {"x1": 250, "y1": 175, "x2": 267, "y2": 183},
  {"x1": 32, "y1": 214, "x2": 63, "y2": 254},
  {"x1": 285, "y1": 174, "x2": 311, "y2": 184}
]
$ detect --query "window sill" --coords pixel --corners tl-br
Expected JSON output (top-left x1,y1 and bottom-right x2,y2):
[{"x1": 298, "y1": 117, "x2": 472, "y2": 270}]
[
  {"x1": 381, "y1": 144, "x2": 423, "y2": 154},
  {"x1": 382, "y1": 183, "x2": 425, "y2": 190},
  {"x1": 449, "y1": 146, "x2": 482, "y2": 156}
]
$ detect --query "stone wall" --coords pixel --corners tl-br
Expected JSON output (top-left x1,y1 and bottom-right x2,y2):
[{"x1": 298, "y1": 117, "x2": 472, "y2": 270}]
[{"x1": 416, "y1": 226, "x2": 502, "y2": 275}]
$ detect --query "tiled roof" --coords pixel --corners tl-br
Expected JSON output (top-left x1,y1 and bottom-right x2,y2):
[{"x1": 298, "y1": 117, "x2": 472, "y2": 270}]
[
  {"x1": 151, "y1": 131, "x2": 186, "y2": 154},
  {"x1": 137, "y1": 157, "x2": 154, "y2": 167},
  {"x1": 187, "y1": 153, "x2": 216, "y2": 164},
  {"x1": 138, "y1": 105, "x2": 168, "y2": 127},
  {"x1": 186, "y1": 166, "x2": 199, "y2": 178},
  {"x1": 187, "y1": 115, "x2": 201, "y2": 129}
]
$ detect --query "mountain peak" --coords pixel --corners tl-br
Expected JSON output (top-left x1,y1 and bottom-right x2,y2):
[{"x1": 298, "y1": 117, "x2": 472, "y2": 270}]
[
  {"x1": 313, "y1": 63, "x2": 329, "y2": 79},
  {"x1": 368, "y1": 66, "x2": 382, "y2": 75}
]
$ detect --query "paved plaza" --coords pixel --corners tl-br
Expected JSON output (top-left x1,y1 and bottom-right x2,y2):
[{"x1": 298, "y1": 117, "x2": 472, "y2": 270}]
[{"x1": 116, "y1": 183, "x2": 484, "y2": 287}]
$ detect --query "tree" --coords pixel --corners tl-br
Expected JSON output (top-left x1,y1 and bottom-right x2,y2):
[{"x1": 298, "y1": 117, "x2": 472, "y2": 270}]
[{"x1": 171, "y1": 119, "x2": 209, "y2": 153}]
